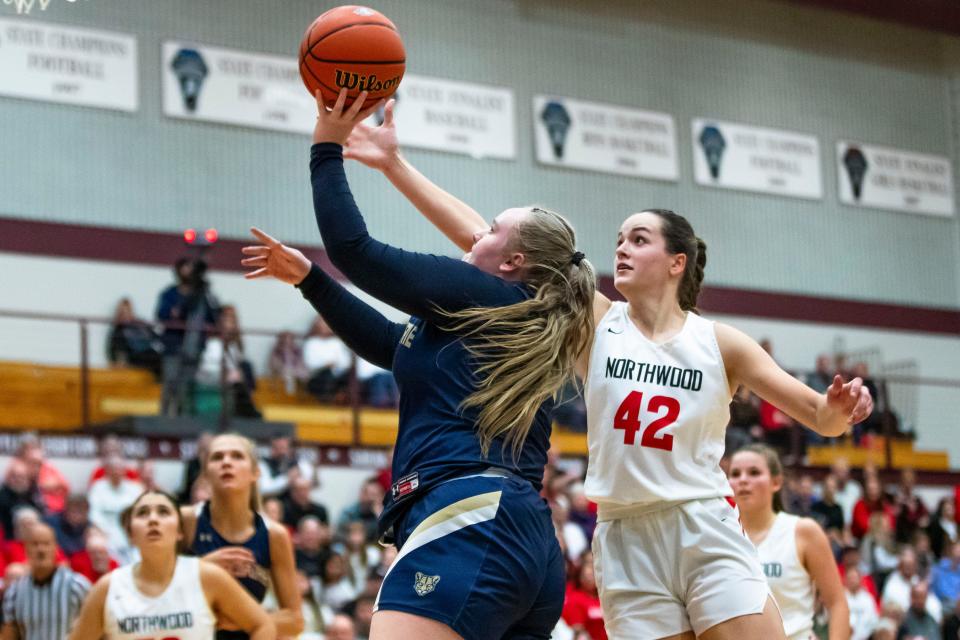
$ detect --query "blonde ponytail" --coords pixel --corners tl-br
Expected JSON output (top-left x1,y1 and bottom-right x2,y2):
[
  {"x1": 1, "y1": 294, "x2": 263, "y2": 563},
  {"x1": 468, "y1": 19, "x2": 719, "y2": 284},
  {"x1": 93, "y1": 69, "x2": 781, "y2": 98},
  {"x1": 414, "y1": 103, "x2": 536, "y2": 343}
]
[{"x1": 441, "y1": 207, "x2": 596, "y2": 459}]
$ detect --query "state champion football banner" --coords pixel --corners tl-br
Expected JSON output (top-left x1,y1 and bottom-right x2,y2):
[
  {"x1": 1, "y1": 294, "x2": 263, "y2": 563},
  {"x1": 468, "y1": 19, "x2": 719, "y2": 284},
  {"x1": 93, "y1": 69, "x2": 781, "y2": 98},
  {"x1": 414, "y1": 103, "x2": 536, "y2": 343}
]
[
  {"x1": 837, "y1": 141, "x2": 954, "y2": 217},
  {"x1": 692, "y1": 119, "x2": 822, "y2": 200},
  {"x1": 533, "y1": 95, "x2": 678, "y2": 181},
  {"x1": 161, "y1": 40, "x2": 315, "y2": 134},
  {"x1": 0, "y1": 17, "x2": 138, "y2": 111}
]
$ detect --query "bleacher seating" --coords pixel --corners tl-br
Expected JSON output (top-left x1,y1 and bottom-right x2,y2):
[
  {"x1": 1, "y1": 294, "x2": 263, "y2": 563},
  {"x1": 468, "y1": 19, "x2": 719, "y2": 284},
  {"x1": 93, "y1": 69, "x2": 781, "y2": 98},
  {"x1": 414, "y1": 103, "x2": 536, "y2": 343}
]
[{"x1": 1, "y1": 361, "x2": 949, "y2": 466}]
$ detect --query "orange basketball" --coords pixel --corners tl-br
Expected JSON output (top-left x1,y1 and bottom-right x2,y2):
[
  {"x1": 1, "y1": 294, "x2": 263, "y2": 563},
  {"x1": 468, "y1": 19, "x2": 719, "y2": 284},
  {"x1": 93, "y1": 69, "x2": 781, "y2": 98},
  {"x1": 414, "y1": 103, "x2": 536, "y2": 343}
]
[{"x1": 299, "y1": 5, "x2": 405, "y2": 107}]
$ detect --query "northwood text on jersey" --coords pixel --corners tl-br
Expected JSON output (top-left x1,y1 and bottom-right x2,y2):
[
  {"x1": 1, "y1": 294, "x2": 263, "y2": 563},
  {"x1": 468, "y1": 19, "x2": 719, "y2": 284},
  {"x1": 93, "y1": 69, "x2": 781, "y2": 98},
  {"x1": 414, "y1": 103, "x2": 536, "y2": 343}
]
[{"x1": 605, "y1": 357, "x2": 703, "y2": 391}]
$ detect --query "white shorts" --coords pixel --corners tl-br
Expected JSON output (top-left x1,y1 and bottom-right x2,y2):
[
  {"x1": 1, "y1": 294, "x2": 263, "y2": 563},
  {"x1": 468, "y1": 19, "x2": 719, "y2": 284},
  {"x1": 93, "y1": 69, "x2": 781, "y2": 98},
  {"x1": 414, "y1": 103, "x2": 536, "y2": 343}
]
[{"x1": 593, "y1": 497, "x2": 770, "y2": 638}]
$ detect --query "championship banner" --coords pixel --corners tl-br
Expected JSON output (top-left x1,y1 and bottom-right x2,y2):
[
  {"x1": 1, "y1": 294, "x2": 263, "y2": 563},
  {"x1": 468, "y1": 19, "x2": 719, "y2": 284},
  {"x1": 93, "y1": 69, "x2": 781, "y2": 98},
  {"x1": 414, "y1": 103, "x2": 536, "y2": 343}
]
[
  {"x1": 162, "y1": 40, "x2": 315, "y2": 134},
  {"x1": 837, "y1": 142, "x2": 954, "y2": 217},
  {"x1": 533, "y1": 95, "x2": 678, "y2": 181},
  {"x1": 692, "y1": 119, "x2": 822, "y2": 200},
  {"x1": 388, "y1": 74, "x2": 516, "y2": 159},
  {"x1": 0, "y1": 17, "x2": 138, "y2": 111}
]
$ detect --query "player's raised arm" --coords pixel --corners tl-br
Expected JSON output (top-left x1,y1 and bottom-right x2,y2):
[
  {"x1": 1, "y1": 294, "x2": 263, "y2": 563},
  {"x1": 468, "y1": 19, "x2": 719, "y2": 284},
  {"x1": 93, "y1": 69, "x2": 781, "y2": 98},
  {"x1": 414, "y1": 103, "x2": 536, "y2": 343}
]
[
  {"x1": 344, "y1": 98, "x2": 487, "y2": 252},
  {"x1": 200, "y1": 561, "x2": 275, "y2": 640},
  {"x1": 716, "y1": 323, "x2": 873, "y2": 437}
]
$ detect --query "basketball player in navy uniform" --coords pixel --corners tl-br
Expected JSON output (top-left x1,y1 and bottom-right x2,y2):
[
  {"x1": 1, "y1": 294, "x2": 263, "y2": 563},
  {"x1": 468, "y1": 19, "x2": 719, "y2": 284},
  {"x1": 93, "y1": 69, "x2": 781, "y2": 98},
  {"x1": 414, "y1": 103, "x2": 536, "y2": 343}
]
[
  {"x1": 181, "y1": 434, "x2": 302, "y2": 639},
  {"x1": 240, "y1": 88, "x2": 596, "y2": 640},
  {"x1": 69, "y1": 490, "x2": 273, "y2": 640}
]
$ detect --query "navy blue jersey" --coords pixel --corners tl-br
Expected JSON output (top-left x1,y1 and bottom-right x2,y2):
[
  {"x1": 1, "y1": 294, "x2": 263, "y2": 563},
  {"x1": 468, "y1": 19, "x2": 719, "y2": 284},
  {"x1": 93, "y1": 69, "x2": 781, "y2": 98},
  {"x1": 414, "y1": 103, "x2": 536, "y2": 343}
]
[
  {"x1": 190, "y1": 501, "x2": 272, "y2": 602},
  {"x1": 300, "y1": 143, "x2": 555, "y2": 539}
]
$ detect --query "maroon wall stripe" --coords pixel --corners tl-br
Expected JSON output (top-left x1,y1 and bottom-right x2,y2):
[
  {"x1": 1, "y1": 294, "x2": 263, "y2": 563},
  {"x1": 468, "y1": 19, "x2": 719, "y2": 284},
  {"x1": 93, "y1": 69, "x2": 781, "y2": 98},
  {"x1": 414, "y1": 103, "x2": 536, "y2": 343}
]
[
  {"x1": 785, "y1": 0, "x2": 960, "y2": 37},
  {"x1": 0, "y1": 217, "x2": 344, "y2": 280},
  {"x1": 4, "y1": 217, "x2": 959, "y2": 335}
]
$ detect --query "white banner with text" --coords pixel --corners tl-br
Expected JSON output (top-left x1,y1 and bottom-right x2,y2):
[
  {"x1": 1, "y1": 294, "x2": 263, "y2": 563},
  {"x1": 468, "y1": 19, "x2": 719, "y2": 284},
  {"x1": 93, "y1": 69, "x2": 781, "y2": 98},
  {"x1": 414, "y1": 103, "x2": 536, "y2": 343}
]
[
  {"x1": 0, "y1": 17, "x2": 137, "y2": 111},
  {"x1": 692, "y1": 119, "x2": 822, "y2": 200},
  {"x1": 533, "y1": 95, "x2": 678, "y2": 181},
  {"x1": 162, "y1": 40, "x2": 315, "y2": 134},
  {"x1": 837, "y1": 142, "x2": 954, "y2": 217}
]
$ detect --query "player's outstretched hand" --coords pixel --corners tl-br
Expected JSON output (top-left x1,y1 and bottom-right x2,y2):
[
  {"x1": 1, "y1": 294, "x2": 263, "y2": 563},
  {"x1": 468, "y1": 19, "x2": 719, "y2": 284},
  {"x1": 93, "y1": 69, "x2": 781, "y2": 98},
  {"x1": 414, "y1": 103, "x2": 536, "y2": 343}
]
[
  {"x1": 344, "y1": 98, "x2": 398, "y2": 171},
  {"x1": 242, "y1": 227, "x2": 312, "y2": 285},
  {"x1": 203, "y1": 546, "x2": 256, "y2": 578},
  {"x1": 313, "y1": 88, "x2": 385, "y2": 146},
  {"x1": 825, "y1": 374, "x2": 874, "y2": 425}
]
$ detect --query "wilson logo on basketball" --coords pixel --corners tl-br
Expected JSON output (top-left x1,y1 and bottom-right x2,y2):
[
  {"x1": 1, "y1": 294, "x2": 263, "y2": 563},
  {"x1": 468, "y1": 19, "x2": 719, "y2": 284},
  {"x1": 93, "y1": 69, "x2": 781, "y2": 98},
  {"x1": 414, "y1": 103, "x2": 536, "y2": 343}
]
[{"x1": 334, "y1": 69, "x2": 401, "y2": 93}]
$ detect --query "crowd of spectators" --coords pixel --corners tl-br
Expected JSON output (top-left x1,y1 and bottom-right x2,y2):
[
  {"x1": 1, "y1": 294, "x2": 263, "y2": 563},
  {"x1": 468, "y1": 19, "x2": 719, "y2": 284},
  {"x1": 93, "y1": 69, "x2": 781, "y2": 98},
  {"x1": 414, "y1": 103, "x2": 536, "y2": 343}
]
[
  {"x1": 726, "y1": 343, "x2": 908, "y2": 464},
  {"x1": 106, "y1": 258, "x2": 401, "y2": 419},
  {"x1": 0, "y1": 428, "x2": 958, "y2": 639}
]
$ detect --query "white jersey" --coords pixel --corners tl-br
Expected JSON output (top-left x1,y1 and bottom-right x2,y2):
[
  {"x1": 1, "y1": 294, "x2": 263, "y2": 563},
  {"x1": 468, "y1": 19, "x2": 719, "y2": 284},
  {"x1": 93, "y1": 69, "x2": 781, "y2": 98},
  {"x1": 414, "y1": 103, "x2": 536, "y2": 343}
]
[
  {"x1": 584, "y1": 303, "x2": 732, "y2": 513},
  {"x1": 104, "y1": 556, "x2": 216, "y2": 640},
  {"x1": 756, "y1": 513, "x2": 816, "y2": 640}
]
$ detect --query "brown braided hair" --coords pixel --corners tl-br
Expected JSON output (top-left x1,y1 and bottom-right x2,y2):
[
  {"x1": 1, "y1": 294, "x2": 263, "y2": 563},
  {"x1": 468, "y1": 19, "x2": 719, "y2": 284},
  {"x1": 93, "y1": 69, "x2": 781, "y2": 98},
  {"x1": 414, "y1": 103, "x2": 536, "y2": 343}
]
[{"x1": 644, "y1": 209, "x2": 706, "y2": 314}]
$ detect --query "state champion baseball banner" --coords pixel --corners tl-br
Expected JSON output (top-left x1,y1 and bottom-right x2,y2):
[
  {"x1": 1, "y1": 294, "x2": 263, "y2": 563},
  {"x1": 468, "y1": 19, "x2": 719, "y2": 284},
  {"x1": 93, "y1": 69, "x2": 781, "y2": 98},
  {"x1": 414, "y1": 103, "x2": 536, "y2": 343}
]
[
  {"x1": 0, "y1": 17, "x2": 138, "y2": 111},
  {"x1": 387, "y1": 74, "x2": 516, "y2": 160},
  {"x1": 692, "y1": 119, "x2": 822, "y2": 200},
  {"x1": 533, "y1": 95, "x2": 678, "y2": 181},
  {"x1": 161, "y1": 40, "x2": 315, "y2": 134},
  {"x1": 837, "y1": 141, "x2": 954, "y2": 217}
]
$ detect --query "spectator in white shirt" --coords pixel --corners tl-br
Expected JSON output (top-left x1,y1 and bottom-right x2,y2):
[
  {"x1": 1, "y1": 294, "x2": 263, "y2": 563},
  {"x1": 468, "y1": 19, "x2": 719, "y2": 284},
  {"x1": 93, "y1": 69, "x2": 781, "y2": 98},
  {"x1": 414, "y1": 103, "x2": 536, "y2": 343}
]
[
  {"x1": 882, "y1": 547, "x2": 942, "y2": 624},
  {"x1": 830, "y1": 457, "x2": 862, "y2": 528},
  {"x1": 303, "y1": 316, "x2": 352, "y2": 403},
  {"x1": 87, "y1": 455, "x2": 143, "y2": 564},
  {"x1": 845, "y1": 566, "x2": 879, "y2": 640},
  {"x1": 258, "y1": 435, "x2": 314, "y2": 499}
]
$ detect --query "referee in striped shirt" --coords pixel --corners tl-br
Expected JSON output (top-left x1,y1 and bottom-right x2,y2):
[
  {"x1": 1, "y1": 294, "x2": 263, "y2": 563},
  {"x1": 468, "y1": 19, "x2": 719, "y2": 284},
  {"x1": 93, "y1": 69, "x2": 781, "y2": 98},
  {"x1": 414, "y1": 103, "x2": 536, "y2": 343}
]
[{"x1": 2, "y1": 523, "x2": 90, "y2": 640}]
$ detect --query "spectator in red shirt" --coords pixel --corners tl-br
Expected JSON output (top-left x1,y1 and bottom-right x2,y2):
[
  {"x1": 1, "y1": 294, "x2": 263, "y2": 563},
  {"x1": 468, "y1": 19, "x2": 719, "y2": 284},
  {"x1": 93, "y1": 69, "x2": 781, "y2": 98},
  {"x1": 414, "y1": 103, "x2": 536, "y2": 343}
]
[
  {"x1": 3, "y1": 507, "x2": 67, "y2": 565},
  {"x1": 758, "y1": 398, "x2": 795, "y2": 460},
  {"x1": 87, "y1": 435, "x2": 140, "y2": 487},
  {"x1": 69, "y1": 530, "x2": 118, "y2": 584},
  {"x1": 851, "y1": 475, "x2": 895, "y2": 541},
  {"x1": 838, "y1": 545, "x2": 880, "y2": 606},
  {"x1": 893, "y1": 468, "x2": 929, "y2": 545},
  {"x1": 14, "y1": 434, "x2": 70, "y2": 514},
  {"x1": 562, "y1": 551, "x2": 607, "y2": 640}
]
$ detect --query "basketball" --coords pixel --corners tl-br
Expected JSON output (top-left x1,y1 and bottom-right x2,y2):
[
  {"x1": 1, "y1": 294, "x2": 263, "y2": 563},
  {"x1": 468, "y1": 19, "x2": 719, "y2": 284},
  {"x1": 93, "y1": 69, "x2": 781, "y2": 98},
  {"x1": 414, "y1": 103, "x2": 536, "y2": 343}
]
[{"x1": 299, "y1": 5, "x2": 405, "y2": 107}]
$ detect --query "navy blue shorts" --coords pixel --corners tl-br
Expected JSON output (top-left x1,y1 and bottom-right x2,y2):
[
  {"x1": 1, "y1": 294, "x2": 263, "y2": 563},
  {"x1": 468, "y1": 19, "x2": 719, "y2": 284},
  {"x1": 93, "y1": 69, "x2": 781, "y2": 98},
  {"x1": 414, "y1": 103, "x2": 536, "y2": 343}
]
[{"x1": 375, "y1": 471, "x2": 565, "y2": 640}]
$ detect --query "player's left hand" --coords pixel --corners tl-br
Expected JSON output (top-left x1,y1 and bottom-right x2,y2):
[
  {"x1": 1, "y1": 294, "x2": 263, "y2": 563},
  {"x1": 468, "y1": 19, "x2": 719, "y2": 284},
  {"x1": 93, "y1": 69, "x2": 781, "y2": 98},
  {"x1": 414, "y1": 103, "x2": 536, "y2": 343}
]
[
  {"x1": 825, "y1": 374, "x2": 873, "y2": 425},
  {"x1": 313, "y1": 88, "x2": 384, "y2": 145},
  {"x1": 242, "y1": 227, "x2": 312, "y2": 285}
]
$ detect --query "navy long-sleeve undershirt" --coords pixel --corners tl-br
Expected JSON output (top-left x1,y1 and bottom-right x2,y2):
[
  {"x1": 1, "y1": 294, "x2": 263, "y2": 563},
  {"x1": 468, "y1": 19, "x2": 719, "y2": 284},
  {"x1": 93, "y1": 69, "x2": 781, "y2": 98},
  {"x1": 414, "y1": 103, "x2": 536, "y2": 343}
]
[
  {"x1": 310, "y1": 143, "x2": 528, "y2": 321},
  {"x1": 295, "y1": 264, "x2": 403, "y2": 370},
  {"x1": 307, "y1": 142, "x2": 552, "y2": 541}
]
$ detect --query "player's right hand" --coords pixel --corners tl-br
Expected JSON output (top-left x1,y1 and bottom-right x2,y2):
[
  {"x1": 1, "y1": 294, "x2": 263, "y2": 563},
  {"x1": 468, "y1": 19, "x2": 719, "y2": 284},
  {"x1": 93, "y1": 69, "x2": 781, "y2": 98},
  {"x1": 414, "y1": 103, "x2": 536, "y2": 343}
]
[
  {"x1": 203, "y1": 546, "x2": 256, "y2": 577},
  {"x1": 242, "y1": 228, "x2": 312, "y2": 286},
  {"x1": 344, "y1": 98, "x2": 398, "y2": 171}
]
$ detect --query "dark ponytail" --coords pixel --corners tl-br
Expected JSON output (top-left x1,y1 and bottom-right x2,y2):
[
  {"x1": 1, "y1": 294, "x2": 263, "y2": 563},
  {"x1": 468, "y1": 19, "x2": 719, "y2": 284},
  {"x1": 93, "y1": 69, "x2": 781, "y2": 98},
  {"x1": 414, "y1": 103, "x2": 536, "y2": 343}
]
[{"x1": 645, "y1": 209, "x2": 706, "y2": 314}]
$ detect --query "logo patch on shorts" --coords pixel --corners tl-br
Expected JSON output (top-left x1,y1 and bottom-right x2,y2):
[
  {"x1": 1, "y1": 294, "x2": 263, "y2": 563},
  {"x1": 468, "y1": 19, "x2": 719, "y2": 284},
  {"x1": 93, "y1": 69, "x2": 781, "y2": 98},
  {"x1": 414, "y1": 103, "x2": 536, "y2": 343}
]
[{"x1": 413, "y1": 571, "x2": 440, "y2": 596}]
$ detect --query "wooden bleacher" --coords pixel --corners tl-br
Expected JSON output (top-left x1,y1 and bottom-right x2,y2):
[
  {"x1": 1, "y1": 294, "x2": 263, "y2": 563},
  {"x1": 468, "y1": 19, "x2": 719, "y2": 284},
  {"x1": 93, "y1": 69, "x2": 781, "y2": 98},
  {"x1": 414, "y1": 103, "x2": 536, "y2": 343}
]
[
  {"x1": 0, "y1": 361, "x2": 948, "y2": 468},
  {"x1": 0, "y1": 361, "x2": 592, "y2": 453},
  {"x1": 807, "y1": 437, "x2": 950, "y2": 471}
]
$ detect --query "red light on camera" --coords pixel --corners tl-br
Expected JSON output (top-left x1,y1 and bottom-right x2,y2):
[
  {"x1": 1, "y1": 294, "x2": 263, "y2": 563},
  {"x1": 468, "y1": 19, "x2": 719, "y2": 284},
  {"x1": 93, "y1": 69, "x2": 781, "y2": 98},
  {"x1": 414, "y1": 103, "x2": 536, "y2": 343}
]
[
  {"x1": 204, "y1": 228, "x2": 218, "y2": 244},
  {"x1": 184, "y1": 228, "x2": 197, "y2": 244}
]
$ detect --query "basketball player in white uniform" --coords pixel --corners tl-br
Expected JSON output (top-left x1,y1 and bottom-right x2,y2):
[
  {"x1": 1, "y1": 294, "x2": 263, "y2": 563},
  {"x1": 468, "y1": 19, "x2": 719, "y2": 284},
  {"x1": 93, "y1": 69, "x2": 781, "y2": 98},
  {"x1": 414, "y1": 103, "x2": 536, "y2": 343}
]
[
  {"x1": 329, "y1": 109, "x2": 874, "y2": 639},
  {"x1": 730, "y1": 445, "x2": 849, "y2": 640},
  {"x1": 69, "y1": 490, "x2": 273, "y2": 640}
]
